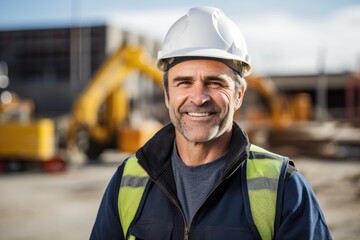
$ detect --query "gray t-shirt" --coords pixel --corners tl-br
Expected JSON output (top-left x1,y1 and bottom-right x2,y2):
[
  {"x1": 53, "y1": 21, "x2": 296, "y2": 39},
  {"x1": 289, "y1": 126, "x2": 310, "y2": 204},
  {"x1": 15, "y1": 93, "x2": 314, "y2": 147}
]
[{"x1": 171, "y1": 142, "x2": 226, "y2": 224}]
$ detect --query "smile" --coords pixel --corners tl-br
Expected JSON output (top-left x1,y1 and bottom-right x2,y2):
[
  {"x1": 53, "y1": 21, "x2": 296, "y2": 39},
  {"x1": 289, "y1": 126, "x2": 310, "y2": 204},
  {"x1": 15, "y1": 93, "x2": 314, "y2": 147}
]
[{"x1": 187, "y1": 112, "x2": 211, "y2": 117}]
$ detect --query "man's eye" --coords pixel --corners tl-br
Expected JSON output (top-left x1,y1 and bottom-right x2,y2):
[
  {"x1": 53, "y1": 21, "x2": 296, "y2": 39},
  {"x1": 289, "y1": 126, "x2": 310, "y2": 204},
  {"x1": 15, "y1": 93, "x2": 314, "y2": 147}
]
[
  {"x1": 207, "y1": 81, "x2": 222, "y2": 87},
  {"x1": 177, "y1": 81, "x2": 191, "y2": 86}
]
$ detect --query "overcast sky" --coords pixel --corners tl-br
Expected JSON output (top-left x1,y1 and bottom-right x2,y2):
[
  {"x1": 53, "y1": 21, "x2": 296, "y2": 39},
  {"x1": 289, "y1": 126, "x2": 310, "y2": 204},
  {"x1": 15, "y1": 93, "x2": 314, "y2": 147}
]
[{"x1": 1, "y1": 0, "x2": 359, "y2": 75}]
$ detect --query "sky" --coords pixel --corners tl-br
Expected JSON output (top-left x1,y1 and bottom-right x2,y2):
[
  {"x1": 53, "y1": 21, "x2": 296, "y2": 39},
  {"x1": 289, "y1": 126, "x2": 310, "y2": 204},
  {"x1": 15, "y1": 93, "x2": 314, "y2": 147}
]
[{"x1": 1, "y1": 0, "x2": 360, "y2": 75}]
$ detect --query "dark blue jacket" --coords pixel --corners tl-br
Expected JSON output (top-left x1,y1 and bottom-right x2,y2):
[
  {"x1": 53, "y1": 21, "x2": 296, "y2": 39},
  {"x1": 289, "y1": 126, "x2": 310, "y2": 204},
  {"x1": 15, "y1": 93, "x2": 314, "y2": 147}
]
[{"x1": 91, "y1": 123, "x2": 332, "y2": 239}]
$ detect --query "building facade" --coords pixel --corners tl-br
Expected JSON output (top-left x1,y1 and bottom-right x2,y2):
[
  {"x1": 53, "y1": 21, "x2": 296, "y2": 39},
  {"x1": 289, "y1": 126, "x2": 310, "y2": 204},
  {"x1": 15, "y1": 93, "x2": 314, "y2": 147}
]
[
  {"x1": 0, "y1": 24, "x2": 161, "y2": 117},
  {"x1": 271, "y1": 73, "x2": 360, "y2": 123}
]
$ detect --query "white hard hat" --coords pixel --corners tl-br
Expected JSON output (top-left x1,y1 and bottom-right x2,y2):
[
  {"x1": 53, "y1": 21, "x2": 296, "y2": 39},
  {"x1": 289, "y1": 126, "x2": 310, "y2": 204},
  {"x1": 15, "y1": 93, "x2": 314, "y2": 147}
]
[{"x1": 157, "y1": 6, "x2": 252, "y2": 76}]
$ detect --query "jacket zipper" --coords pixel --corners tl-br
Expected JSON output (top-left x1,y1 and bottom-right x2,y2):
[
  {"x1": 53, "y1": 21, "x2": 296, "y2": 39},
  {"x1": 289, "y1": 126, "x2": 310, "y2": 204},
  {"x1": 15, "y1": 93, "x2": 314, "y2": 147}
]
[
  {"x1": 184, "y1": 227, "x2": 190, "y2": 240},
  {"x1": 138, "y1": 160, "x2": 190, "y2": 239},
  {"x1": 185, "y1": 162, "x2": 243, "y2": 239},
  {"x1": 144, "y1": 155, "x2": 245, "y2": 240},
  {"x1": 153, "y1": 179, "x2": 190, "y2": 240}
]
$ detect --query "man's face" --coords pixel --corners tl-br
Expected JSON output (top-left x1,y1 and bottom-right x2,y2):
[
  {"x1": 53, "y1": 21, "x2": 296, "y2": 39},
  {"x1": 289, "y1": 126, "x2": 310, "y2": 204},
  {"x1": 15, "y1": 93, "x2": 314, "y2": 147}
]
[{"x1": 165, "y1": 59, "x2": 244, "y2": 143}]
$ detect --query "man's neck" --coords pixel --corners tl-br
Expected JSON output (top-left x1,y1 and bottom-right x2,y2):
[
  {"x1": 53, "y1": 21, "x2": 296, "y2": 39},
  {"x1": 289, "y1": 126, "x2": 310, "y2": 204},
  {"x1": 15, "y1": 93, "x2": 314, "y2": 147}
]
[{"x1": 175, "y1": 131, "x2": 232, "y2": 167}]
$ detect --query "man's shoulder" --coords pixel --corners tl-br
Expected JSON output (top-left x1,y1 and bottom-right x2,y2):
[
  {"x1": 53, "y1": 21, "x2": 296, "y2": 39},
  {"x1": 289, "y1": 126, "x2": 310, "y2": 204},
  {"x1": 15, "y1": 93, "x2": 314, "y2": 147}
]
[
  {"x1": 248, "y1": 144, "x2": 289, "y2": 161},
  {"x1": 247, "y1": 144, "x2": 298, "y2": 184}
]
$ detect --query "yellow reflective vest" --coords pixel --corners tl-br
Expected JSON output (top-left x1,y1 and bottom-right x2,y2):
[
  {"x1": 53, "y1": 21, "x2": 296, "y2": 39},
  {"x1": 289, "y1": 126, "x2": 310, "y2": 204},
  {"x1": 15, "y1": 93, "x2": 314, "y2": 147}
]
[{"x1": 118, "y1": 144, "x2": 287, "y2": 240}]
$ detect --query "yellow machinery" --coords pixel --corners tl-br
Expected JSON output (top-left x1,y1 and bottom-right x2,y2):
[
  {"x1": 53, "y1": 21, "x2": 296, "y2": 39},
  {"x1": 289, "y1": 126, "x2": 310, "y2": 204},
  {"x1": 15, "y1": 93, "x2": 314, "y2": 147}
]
[
  {"x1": 243, "y1": 74, "x2": 311, "y2": 128},
  {"x1": 0, "y1": 46, "x2": 163, "y2": 170},
  {"x1": 239, "y1": 74, "x2": 313, "y2": 153},
  {"x1": 0, "y1": 119, "x2": 55, "y2": 161},
  {"x1": 67, "y1": 46, "x2": 164, "y2": 159},
  {"x1": 0, "y1": 94, "x2": 66, "y2": 172}
]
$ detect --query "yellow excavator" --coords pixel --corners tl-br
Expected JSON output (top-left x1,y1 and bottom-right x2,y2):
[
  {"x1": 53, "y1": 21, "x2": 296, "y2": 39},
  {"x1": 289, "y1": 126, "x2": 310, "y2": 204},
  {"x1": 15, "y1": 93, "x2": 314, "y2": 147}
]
[
  {"x1": 243, "y1": 74, "x2": 311, "y2": 128},
  {"x1": 0, "y1": 46, "x2": 164, "y2": 171},
  {"x1": 0, "y1": 93, "x2": 63, "y2": 172},
  {"x1": 67, "y1": 46, "x2": 164, "y2": 159}
]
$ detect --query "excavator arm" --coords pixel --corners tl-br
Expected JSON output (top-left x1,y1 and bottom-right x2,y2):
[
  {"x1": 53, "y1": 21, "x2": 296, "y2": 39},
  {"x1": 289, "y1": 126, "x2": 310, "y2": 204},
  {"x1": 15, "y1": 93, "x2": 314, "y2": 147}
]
[
  {"x1": 67, "y1": 46, "x2": 163, "y2": 158},
  {"x1": 245, "y1": 74, "x2": 291, "y2": 128}
]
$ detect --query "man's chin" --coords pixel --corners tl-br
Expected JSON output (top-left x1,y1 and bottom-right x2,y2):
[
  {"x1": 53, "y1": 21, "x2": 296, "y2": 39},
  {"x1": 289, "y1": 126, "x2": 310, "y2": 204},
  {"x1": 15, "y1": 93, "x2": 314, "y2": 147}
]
[{"x1": 181, "y1": 129, "x2": 220, "y2": 143}]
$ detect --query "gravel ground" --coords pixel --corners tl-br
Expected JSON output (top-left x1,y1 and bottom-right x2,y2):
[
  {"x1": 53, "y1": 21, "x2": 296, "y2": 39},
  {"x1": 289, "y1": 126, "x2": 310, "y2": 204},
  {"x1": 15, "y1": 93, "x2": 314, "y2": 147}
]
[
  {"x1": 0, "y1": 156, "x2": 359, "y2": 240},
  {"x1": 293, "y1": 157, "x2": 360, "y2": 240}
]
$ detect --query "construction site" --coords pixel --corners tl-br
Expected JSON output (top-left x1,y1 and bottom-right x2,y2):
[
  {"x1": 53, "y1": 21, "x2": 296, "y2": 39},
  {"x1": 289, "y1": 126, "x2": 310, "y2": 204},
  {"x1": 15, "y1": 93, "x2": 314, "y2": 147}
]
[{"x1": 0, "y1": 20, "x2": 359, "y2": 240}]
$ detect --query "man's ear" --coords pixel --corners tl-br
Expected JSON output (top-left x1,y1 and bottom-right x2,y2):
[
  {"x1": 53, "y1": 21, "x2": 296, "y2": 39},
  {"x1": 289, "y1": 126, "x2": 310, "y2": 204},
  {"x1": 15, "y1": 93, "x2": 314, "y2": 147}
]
[{"x1": 234, "y1": 88, "x2": 244, "y2": 110}]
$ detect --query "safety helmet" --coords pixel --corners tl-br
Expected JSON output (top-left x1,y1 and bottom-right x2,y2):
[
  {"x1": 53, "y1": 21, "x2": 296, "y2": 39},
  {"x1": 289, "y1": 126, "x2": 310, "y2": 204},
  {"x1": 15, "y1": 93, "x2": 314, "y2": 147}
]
[{"x1": 157, "y1": 6, "x2": 252, "y2": 76}]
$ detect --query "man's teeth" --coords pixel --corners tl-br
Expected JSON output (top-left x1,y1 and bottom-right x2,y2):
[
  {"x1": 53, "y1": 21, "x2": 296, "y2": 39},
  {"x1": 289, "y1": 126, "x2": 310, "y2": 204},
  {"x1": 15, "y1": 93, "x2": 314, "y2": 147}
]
[{"x1": 188, "y1": 112, "x2": 210, "y2": 117}]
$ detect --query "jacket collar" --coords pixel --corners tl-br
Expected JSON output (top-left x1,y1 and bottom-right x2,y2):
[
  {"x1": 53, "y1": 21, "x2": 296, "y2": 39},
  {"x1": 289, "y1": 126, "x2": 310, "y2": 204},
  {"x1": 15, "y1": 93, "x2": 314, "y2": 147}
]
[{"x1": 136, "y1": 122, "x2": 250, "y2": 180}]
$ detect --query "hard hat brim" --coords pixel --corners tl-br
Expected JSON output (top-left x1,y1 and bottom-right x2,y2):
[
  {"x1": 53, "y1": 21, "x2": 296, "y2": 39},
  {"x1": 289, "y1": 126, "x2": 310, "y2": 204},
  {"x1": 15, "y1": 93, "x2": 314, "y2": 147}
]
[{"x1": 158, "y1": 48, "x2": 252, "y2": 76}]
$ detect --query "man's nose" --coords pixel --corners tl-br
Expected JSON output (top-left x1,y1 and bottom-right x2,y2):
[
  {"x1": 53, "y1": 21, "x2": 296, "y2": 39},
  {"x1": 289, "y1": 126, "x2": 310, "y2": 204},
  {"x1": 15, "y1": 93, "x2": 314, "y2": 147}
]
[{"x1": 189, "y1": 84, "x2": 210, "y2": 106}]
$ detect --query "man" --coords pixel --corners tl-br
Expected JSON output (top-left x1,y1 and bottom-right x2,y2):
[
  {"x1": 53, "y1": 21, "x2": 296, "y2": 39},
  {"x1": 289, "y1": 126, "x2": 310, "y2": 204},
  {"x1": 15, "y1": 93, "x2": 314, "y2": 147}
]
[{"x1": 91, "y1": 6, "x2": 332, "y2": 239}]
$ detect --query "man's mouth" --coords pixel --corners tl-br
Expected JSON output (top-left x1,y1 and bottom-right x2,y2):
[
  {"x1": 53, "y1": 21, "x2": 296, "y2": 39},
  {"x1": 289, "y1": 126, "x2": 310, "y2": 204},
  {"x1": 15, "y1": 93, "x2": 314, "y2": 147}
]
[{"x1": 187, "y1": 112, "x2": 211, "y2": 117}]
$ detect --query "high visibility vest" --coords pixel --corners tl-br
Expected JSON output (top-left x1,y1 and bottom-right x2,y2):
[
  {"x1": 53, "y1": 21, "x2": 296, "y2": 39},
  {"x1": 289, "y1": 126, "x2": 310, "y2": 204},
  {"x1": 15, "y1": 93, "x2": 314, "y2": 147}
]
[{"x1": 118, "y1": 144, "x2": 287, "y2": 240}]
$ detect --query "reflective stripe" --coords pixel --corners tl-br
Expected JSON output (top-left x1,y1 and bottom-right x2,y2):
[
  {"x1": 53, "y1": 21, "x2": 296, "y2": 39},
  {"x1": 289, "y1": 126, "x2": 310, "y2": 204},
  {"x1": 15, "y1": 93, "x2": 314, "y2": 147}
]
[
  {"x1": 247, "y1": 177, "x2": 278, "y2": 191},
  {"x1": 121, "y1": 176, "x2": 149, "y2": 188},
  {"x1": 250, "y1": 152, "x2": 284, "y2": 161}
]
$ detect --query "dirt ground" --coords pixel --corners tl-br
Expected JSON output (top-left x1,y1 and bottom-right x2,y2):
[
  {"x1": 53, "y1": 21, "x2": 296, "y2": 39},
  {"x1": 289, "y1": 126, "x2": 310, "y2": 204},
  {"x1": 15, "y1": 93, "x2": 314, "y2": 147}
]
[
  {"x1": 0, "y1": 155, "x2": 359, "y2": 239},
  {"x1": 293, "y1": 157, "x2": 360, "y2": 240}
]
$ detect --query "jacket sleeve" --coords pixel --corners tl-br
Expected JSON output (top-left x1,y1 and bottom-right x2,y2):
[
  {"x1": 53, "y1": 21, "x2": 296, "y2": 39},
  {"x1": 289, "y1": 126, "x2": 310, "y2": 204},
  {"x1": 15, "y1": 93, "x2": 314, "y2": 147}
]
[
  {"x1": 275, "y1": 170, "x2": 333, "y2": 240},
  {"x1": 90, "y1": 164, "x2": 125, "y2": 240}
]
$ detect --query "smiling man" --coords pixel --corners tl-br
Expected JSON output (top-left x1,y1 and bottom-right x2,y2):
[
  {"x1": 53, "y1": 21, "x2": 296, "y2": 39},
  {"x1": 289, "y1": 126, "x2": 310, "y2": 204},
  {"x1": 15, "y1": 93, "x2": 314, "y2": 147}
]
[
  {"x1": 91, "y1": 6, "x2": 332, "y2": 240},
  {"x1": 166, "y1": 59, "x2": 243, "y2": 166}
]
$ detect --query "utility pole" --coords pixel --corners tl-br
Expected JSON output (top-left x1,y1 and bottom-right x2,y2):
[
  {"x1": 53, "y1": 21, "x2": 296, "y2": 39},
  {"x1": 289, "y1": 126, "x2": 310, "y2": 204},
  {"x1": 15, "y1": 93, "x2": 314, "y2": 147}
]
[{"x1": 70, "y1": 0, "x2": 82, "y2": 100}]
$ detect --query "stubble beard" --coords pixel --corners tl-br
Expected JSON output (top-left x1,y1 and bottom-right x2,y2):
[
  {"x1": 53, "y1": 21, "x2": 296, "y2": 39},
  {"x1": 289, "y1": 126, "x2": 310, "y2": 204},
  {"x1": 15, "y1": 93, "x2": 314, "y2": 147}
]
[{"x1": 170, "y1": 105, "x2": 232, "y2": 143}]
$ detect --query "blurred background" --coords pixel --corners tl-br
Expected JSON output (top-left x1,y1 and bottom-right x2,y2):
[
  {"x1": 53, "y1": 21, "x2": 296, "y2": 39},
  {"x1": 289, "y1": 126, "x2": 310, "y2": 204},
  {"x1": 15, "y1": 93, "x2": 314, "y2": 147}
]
[{"x1": 0, "y1": 0, "x2": 359, "y2": 239}]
